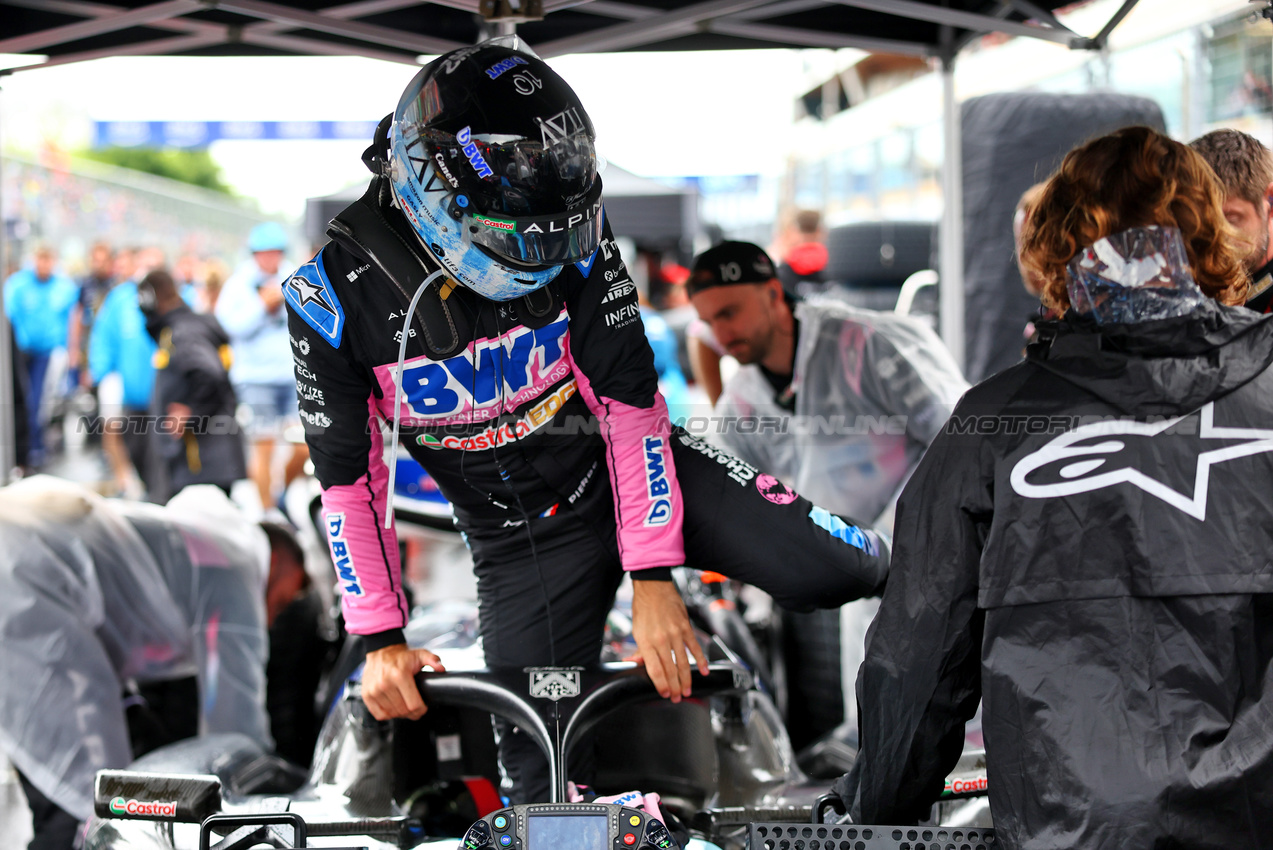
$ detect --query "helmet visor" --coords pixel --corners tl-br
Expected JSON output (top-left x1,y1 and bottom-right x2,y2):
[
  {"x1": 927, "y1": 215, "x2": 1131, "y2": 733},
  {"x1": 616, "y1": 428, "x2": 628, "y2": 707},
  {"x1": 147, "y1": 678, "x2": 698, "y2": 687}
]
[
  {"x1": 465, "y1": 177, "x2": 604, "y2": 266},
  {"x1": 423, "y1": 116, "x2": 597, "y2": 206}
]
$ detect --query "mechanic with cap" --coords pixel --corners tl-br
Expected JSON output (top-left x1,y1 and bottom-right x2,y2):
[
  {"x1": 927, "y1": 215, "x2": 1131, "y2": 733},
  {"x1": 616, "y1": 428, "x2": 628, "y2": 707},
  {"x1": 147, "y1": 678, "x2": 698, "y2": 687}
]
[
  {"x1": 284, "y1": 37, "x2": 891, "y2": 803},
  {"x1": 216, "y1": 222, "x2": 309, "y2": 515},
  {"x1": 688, "y1": 240, "x2": 966, "y2": 746}
]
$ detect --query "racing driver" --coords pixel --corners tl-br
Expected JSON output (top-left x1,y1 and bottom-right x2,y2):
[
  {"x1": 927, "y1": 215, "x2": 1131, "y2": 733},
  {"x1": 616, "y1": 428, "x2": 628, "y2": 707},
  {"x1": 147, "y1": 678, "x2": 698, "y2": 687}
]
[{"x1": 284, "y1": 37, "x2": 888, "y2": 802}]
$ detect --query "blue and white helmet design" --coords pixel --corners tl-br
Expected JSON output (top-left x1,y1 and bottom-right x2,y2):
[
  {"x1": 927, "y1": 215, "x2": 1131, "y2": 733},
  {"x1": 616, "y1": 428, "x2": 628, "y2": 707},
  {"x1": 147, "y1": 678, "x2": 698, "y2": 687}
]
[{"x1": 387, "y1": 36, "x2": 604, "y2": 302}]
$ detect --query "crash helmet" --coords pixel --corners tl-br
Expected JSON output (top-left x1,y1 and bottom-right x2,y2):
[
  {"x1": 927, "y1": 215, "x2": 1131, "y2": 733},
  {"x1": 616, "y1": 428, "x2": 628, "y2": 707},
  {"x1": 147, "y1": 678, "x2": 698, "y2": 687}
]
[{"x1": 387, "y1": 36, "x2": 603, "y2": 302}]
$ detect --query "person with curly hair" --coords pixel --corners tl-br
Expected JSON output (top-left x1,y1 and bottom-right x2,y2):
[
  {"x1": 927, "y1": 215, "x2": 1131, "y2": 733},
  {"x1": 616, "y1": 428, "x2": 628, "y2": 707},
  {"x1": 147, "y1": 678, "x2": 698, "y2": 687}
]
[{"x1": 835, "y1": 125, "x2": 1273, "y2": 847}]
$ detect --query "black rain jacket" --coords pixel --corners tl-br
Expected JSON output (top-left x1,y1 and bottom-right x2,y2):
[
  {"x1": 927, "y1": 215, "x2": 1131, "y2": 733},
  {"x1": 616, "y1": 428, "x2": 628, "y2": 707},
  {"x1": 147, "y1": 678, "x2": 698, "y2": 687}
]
[
  {"x1": 838, "y1": 299, "x2": 1273, "y2": 849},
  {"x1": 147, "y1": 305, "x2": 247, "y2": 498}
]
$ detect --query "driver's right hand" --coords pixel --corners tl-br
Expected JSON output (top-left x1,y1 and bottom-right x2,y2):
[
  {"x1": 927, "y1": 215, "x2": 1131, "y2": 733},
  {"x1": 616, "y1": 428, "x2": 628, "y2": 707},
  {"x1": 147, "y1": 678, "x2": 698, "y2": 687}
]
[{"x1": 361, "y1": 643, "x2": 446, "y2": 721}]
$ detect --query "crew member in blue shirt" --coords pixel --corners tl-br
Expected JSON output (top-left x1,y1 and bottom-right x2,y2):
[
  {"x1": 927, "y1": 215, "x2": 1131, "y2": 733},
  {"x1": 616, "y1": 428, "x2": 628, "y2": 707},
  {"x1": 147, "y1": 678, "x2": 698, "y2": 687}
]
[
  {"x1": 4, "y1": 245, "x2": 78, "y2": 467},
  {"x1": 89, "y1": 267, "x2": 157, "y2": 496}
]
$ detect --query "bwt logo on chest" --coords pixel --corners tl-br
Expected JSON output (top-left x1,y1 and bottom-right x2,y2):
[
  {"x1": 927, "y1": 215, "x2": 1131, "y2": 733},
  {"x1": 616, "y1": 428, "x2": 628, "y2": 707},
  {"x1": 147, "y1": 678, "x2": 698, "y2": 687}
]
[{"x1": 385, "y1": 313, "x2": 572, "y2": 424}]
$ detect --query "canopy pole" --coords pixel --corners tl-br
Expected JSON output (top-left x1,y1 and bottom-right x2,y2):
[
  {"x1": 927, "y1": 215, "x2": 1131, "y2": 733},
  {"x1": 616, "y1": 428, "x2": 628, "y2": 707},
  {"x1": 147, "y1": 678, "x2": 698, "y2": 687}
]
[
  {"x1": 0, "y1": 79, "x2": 14, "y2": 482},
  {"x1": 938, "y1": 51, "x2": 965, "y2": 372}
]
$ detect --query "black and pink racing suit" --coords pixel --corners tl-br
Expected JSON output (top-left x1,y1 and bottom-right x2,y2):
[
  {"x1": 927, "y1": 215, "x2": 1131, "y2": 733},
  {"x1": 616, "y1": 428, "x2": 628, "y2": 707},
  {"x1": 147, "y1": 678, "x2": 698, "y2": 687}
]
[{"x1": 284, "y1": 189, "x2": 888, "y2": 800}]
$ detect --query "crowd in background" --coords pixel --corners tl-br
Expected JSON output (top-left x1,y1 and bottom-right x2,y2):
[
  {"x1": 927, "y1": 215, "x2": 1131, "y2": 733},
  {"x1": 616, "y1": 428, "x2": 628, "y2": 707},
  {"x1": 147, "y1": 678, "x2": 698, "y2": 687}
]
[
  {"x1": 2, "y1": 221, "x2": 306, "y2": 517},
  {"x1": 1, "y1": 224, "x2": 339, "y2": 850},
  {"x1": 0, "y1": 204, "x2": 839, "y2": 513}
]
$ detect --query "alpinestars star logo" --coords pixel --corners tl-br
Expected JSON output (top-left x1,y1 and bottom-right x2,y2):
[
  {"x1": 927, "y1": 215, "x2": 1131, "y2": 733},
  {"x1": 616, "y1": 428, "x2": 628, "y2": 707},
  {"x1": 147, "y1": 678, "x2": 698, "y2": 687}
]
[
  {"x1": 1010, "y1": 401, "x2": 1273, "y2": 520},
  {"x1": 287, "y1": 274, "x2": 336, "y2": 316}
]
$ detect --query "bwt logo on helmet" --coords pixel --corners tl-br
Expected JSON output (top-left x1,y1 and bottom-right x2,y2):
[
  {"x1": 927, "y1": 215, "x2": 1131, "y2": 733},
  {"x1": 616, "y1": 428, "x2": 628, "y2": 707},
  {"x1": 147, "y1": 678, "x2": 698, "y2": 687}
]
[
  {"x1": 326, "y1": 513, "x2": 362, "y2": 597},
  {"x1": 109, "y1": 797, "x2": 177, "y2": 818},
  {"x1": 643, "y1": 435, "x2": 673, "y2": 527},
  {"x1": 485, "y1": 56, "x2": 528, "y2": 79},
  {"x1": 456, "y1": 126, "x2": 494, "y2": 179},
  {"x1": 385, "y1": 312, "x2": 571, "y2": 425}
]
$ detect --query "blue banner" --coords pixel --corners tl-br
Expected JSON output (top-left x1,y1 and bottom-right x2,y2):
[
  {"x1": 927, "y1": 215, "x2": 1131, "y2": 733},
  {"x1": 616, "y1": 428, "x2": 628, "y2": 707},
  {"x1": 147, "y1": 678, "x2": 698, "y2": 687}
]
[{"x1": 92, "y1": 120, "x2": 381, "y2": 148}]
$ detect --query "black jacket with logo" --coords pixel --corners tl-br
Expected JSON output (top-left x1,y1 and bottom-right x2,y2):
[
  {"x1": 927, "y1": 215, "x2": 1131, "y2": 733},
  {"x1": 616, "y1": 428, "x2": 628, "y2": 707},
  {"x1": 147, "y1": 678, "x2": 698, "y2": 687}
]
[
  {"x1": 839, "y1": 300, "x2": 1273, "y2": 848},
  {"x1": 148, "y1": 305, "x2": 246, "y2": 497}
]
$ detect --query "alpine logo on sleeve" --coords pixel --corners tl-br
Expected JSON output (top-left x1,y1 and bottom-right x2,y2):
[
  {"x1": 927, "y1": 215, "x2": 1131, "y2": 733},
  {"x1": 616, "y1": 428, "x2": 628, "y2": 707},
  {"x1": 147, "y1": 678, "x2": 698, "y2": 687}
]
[
  {"x1": 575, "y1": 247, "x2": 599, "y2": 278},
  {"x1": 284, "y1": 251, "x2": 345, "y2": 347},
  {"x1": 326, "y1": 512, "x2": 362, "y2": 596},
  {"x1": 573, "y1": 208, "x2": 606, "y2": 278},
  {"x1": 1010, "y1": 401, "x2": 1273, "y2": 521},
  {"x1": 643, "y1": 435, "x2": 673, "y2": 527}
]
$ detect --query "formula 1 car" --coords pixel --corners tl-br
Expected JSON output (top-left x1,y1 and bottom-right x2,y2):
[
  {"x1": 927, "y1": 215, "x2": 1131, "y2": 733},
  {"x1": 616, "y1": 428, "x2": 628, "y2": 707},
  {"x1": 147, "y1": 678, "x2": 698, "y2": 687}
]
[{"x1": 81, "y1": 593, "x2": 991, "y2": 850}]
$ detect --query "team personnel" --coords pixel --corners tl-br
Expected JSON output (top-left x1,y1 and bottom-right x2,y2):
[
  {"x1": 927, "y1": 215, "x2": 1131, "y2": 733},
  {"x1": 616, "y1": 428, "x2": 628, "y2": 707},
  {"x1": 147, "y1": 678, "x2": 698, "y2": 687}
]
[
  {"x1": 89, "y1": 255, "x2": 157, "y2": 497},
  {"x1": 0, "y1": 477, "x2": 272, "y2": 850},
  {"x1": 3, "y1": 245, "x2": 78, "y2": 468},
  {"x1": 838, "y1": 126, "x2": 1273, "y2": 847},
  {"x1": 1190, "y1": 128, "x2": 1273, "y2": 311},
  {"x1": 688, "y1": 241, "x2": 966, "y2": 746},
  {"x1": 68, "y1": 241, "x2": 117, "y2": 391},
  {"x1": 285, "y1": 38, "x2": 888, "y2": 802},
  {"x1": 776, "y1": 209, "x2": 829, "y2": 295},
  {"x1": 138, "y1": 269, "x2": 247, "y2": 500},
  {"x1": 690, "y1": 241, "x2": 966, "y2": 528},
  {"x1": 217, "y1": 222, "x2": 309, "y2": 515}
]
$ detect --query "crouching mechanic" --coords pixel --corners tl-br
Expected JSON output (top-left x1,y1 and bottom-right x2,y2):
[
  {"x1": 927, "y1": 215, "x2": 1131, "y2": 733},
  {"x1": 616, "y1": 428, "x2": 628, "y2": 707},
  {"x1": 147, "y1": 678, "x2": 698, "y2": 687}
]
[{"x1": 284, "y1": 37, "x2": 890, "y2": 803}]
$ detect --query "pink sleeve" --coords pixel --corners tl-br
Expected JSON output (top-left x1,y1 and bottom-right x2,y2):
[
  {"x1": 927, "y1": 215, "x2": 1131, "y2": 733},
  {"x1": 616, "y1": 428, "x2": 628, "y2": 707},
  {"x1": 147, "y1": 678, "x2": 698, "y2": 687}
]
[
  {"x1": 572, "y1": 366, "x2": 686, "y2": 571},
  {"x1": 320, "y1": 401, "x2": 409, "y2": 635}
]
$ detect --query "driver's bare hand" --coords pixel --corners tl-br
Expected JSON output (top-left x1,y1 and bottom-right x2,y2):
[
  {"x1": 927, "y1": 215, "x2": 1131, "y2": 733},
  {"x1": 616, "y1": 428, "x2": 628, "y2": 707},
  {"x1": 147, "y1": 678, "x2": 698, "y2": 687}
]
[
  {"x1": 361, "y1": 643, "x2": 445, "y2": 721},
  {"x1": 630, "y1": 579, "x2": 709, "y2": 702}
]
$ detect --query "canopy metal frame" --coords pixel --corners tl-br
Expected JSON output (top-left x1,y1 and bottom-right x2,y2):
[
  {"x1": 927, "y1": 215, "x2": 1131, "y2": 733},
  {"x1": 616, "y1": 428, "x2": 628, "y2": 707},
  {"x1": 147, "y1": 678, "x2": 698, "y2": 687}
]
[{"x1": 0, "y1": 0, "x2": 1140, "y2": 68}]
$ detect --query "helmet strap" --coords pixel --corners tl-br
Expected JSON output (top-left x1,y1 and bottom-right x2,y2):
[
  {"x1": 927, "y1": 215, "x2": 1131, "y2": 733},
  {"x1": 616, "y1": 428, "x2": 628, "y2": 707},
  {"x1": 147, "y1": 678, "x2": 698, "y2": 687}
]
[
  {"x1": 361, "y1": 113, "x2": 394, "y2": 177},
  {"x1": 328, "y1": 176, "x2": 463, "y2": 358}
]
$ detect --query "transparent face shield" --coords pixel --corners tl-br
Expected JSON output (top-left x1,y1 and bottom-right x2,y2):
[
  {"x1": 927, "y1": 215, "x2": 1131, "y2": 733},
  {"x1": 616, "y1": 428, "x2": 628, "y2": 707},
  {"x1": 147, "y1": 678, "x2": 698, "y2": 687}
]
[
  {"x1": 462, "y1": 173, "x2": 604, "y2": 267},
  {"x1": 421, "y1": 122, "x2": 602, "y2": 266},
  {"x1": 1066, "y1": 225, "x2": 1208, "y2": 324}
]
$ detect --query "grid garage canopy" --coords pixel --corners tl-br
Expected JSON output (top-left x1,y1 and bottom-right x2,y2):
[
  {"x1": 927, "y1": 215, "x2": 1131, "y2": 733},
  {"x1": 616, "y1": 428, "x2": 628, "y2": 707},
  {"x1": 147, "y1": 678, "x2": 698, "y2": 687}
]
[{"x1": 0, "y1": 0, "x2": 1138, "y2": 68}]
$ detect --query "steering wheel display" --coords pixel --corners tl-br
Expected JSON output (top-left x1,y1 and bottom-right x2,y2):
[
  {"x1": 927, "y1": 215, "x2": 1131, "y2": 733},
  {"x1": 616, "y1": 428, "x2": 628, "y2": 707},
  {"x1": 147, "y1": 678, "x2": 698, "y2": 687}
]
[{"x1": 462, "y1": 803, "x2": 678, "y2": 850}]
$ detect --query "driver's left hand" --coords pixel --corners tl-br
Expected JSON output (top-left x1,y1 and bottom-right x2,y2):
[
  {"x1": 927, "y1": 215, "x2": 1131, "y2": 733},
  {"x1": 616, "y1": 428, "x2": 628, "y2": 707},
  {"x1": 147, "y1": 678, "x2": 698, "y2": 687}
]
[{"x1": 628, "y1": 578, "x2": 710, "y2": 702}]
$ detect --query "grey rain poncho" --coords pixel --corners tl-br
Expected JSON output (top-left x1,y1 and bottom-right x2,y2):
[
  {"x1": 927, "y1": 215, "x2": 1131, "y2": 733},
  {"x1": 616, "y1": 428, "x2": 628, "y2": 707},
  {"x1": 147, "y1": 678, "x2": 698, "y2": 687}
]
[
  {"x1": 711, "y1": 297, "x2": 968, "y2": 530},
  {"x1": 710, "y1": 298, "x2": 967, "y2": 732},
  {"x1": 0, "y1": 477, "x2": 270, "y2": 820}
]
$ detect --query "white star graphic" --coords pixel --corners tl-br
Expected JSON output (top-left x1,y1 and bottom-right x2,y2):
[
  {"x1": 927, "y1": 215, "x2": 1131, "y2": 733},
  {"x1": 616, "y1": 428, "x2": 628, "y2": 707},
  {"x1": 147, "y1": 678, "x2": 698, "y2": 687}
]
[
  {"x1": 287, "y1": 273, "x2": 335, "y2": 315},
  {"x1": 1010, "y1": 402, "x2": 1273, "y2": 520}
]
